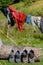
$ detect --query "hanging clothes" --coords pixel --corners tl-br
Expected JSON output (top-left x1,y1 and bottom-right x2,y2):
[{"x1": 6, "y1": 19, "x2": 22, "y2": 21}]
[
  {"x1": 8, "y1": 5, "x2": 26, "y2": 31},
  {"x1": 26, "y1": 15, "x2": 32, "y2": 24},
  {"x1": 31, "y1": 16, "x2": 43, "y2": 33},
  {"x1": 7, "y1": 8, "x2": 15, "y2": 26},
  {"x1": 40, "y1": 17, "x2": 43, "y2": 33},
  {"x1": 31, "y1": 16, "x2": 41, "y2": 26},
  {"x1": 26, "y1": 15, "x2": 41, "y2": 32},
  {"x1": 31, "y1": 16, "x2": 41, "y2": 32},
  {"x1": 1, "y1": 7, "x2": 8, "y2": 17}
]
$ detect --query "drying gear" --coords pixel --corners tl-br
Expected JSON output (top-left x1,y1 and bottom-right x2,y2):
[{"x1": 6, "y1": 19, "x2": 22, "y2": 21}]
[
  {"x1": 15, "y1": 51, "x2": 21, "y2": 63},
  {"x1": 40, "y1": 17, "x2": 43, "y2": 33},
  {"x1": 28, "y1": 50, "x2": 34, "y2": 59},
  {"x1": 8, "y1": 13, "x2": 15, "y2": 26},
  {"x1": 8, "y1": 6, "x2": 26, "y2": 31},
  {"x1": 21, "y1": 50, "x2": 28, "y2": 63},
  {"x1": 8, "y1": 50, "x2": 14, "y2": 62},
  {"x1": 26, "y1": 15, "x2": 31, "y2": 24},
  {"x1": 1, "y1": 7, "x2": 8, "y2": 17},
  {"x1": 6, "y1": 8, "x2": 15, "y2": 26}
]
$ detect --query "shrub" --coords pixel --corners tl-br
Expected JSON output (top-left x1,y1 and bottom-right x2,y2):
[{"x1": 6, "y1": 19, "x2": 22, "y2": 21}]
[
  {"x1": 21, "y1": 0, "x2": 32, "y2": 6},
  {"x1": 0, "y1": 0, "x2": 14, "y2": 8}
]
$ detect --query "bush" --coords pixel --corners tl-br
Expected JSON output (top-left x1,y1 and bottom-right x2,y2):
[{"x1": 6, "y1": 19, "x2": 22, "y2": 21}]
[
  {"x1": 21, "y1": 0, "x2": 32, "y2": 6},
  {"x1": 0, "y1": 0, "x2": 14, "y2": 8},
  {"x1": 14, "y1": 0, "x2": 20, "y2": 3},
  {"x1": 20, "y1": 0, "x2": 39, "y2": 6}
]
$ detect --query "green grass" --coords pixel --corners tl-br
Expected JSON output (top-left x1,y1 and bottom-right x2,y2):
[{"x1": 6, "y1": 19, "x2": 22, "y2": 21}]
[
  {"x1": 0, "y1": 0, "x2": 43, "y2": 65},
  {"x1": 12, "y1": 0, "x2": 43, "y2": 16}
]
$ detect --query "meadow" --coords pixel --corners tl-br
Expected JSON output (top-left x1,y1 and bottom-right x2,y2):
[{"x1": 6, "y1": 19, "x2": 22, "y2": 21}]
[{"x1": 0, "y1": 0, "x2": 43, "y2": 65}]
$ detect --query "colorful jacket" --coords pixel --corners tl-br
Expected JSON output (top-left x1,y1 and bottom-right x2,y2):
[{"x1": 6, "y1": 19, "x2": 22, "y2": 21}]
[{"x1": 8, "y1": 6, "x2": 26, "y2": 31}]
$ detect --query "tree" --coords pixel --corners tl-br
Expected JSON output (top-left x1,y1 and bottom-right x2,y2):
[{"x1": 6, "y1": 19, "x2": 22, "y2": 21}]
[{"x1": 0, "y1": 0, "x2": 14, "y2": 8}]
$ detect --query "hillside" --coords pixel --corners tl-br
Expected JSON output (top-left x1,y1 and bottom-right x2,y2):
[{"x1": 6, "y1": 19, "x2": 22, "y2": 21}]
[{"x1": 0, "y1": 0, "x2": 43, "y2": 65}]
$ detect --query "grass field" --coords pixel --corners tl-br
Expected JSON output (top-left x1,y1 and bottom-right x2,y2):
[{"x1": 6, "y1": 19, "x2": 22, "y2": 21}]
[{"x1": 0, "y1": 0, "x2": 43, "y2": 65}]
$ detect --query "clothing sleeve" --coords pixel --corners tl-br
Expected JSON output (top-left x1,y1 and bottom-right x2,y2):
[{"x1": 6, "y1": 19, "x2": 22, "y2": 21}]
[{"x1": 31, "y1": 16, "x2": 36, "y2": 31}]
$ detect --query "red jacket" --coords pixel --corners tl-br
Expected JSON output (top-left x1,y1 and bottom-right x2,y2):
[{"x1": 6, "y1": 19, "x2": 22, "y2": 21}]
[{"x1": 8, "y1": 6, "x2": 26, "y2": 31}]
